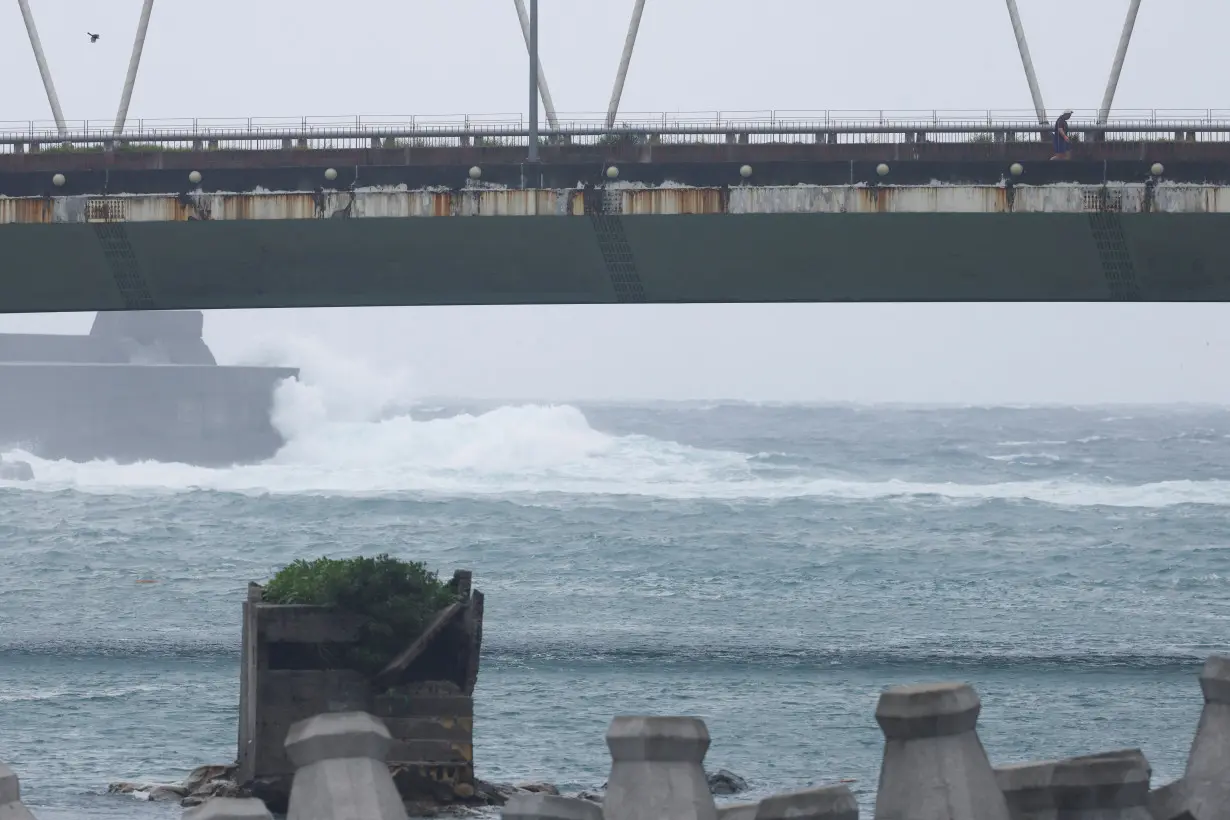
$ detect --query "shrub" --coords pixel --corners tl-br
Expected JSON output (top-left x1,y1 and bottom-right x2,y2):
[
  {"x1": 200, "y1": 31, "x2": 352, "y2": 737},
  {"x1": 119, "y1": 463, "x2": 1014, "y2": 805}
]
[{"x1": 263, "y1": 554, "x2": 459, "y2": 676}]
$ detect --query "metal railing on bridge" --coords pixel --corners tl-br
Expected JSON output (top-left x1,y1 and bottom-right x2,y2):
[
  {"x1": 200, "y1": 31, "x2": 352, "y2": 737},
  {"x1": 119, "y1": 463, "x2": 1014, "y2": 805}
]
[{"x1": 2, "y1": 108, "x2": 1229, "y2": 153}]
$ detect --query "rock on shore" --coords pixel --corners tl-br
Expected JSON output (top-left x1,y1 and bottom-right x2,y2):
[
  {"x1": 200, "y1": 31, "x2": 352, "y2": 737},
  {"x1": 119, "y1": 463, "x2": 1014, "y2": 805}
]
[
  {"x1": 109, "y1": 765, "x2": 244, "y2": 808},
  {"x1": 708, "y1": 770, "x2": 750, "y2": 795},
  {"x1": 108, "y1": 763, "x2": 748, "y2": 814}
]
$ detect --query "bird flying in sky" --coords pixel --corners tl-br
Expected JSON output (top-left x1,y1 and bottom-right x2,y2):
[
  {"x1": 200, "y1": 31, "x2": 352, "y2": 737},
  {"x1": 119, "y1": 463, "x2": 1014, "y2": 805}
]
[{"x1": 88, "y1": 32, "x2": 100, "y2": 43}]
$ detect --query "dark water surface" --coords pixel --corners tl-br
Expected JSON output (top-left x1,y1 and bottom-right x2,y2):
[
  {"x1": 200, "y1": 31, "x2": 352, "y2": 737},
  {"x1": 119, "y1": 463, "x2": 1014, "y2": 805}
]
[{"x1": 2, "y1": 402, "x2": 1228, "y2": 818}]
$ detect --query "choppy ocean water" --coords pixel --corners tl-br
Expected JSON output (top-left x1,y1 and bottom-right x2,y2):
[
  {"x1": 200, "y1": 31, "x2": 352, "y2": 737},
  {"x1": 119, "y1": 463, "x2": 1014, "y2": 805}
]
[{"x1": 3, "y1": 390, "x2": 1230, "y2": 818}]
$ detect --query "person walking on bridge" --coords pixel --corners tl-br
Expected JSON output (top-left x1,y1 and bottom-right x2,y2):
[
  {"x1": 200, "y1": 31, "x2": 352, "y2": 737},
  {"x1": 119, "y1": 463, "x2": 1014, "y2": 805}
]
[{"x1": 1050, "y1": 109, "x2": 1074, "y2": 160}]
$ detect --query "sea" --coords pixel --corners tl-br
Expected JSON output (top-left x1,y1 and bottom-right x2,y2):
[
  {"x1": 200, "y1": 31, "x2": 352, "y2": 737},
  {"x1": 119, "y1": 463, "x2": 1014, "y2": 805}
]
[{"x1": 2, "y1": 364, "x2": 1229, "y2": 818}]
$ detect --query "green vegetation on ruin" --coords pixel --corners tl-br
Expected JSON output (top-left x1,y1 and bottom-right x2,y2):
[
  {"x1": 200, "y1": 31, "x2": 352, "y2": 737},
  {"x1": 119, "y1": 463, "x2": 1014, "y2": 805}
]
[{"x1": 263, "y1": 554, "x2": 459, "y2": 676}]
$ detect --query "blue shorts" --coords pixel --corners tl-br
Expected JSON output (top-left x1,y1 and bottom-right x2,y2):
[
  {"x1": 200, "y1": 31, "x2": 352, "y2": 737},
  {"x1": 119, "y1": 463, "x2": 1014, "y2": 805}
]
[{"x1": 1053, "y1": 135, "x2": 1070, "y2": 153}]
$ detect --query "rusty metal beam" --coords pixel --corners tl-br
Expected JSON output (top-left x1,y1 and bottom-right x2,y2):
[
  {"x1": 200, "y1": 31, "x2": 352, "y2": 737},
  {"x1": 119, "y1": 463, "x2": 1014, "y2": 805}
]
[
  {"x1": 1098, "y1": 0, "x2": 1143, "y2": 125},
  {"x1": 512, "y1": 0, "x2": 558, "y2": 132},
  {"x1": 16, "y1": 0, "x2": 67, "y2": 137},
  {"x1": 1003, "y1": 0, "x2": 1048, "y2": 125},
  {"x1": 113, "y1": 0, "x2": 156, "y2": 137},
  {"x1": 605, "y1": 0, "x2": 648, "y2": 129}
]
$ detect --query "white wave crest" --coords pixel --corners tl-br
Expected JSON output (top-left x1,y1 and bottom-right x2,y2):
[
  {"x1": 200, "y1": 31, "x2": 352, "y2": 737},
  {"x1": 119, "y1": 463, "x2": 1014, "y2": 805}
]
[{"x1": 2, "y1": 342, "x2": 1228, "y2": 508}]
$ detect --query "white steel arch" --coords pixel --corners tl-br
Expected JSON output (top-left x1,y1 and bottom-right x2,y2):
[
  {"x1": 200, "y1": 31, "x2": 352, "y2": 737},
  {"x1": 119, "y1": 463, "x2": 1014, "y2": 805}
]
[
  {"x1": 113, "y1": 0, "x2": 156, "y2": 137},
  {"x1": 16, "y1": 0, "x2": 67, "y2": 136},
  {"x1": 18, "y1": 0, "x2": 1153, "y2": 134},
  {"x1": 1003, "y1": 0, "x2": 1147, "y2": 126}
]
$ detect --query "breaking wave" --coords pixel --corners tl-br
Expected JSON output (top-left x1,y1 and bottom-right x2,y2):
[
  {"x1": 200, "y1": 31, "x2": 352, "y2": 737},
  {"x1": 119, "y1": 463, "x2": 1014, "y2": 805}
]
[{"x1": 2, "y1": 340, "x2": 1229, "y2": 507}]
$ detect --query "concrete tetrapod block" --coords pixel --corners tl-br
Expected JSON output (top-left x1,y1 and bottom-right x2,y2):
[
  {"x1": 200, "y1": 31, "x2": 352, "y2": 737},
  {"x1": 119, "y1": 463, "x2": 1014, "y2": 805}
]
[
  {"x1": 284, "y1": 711, "x2": 408, "y2": 820},
  {"x1": 995, "y1": 761, "x2": 1058, "y2": 820},
  {"x1": 719, "y1": 802, "x2": 762, "y2": 820},
  {"x1": 503, "y1": 792, "x2": 604, "y2": 820},
  {"x1": 1147, "y1": 780, "x2": 1205, "y2": 820},
  {"x1": 182, "y1": 797, "x2": 274, "y2": 820},
  {"x1": 1178, "y1": 654, "x2": 1230, "y2": 820},
  {"x1": 755, "y1": 784, "x2": 859, "y2": 820},
  {"x1": 1050, "y1": 748, "x2": 1151, "y2": 819},
  {"x1": 873, "y1": 682, "x2": 1010, "y2": 820},
  {"x1": 603, "y1": 716, "x2": 717, "y2": 820},
  {"x1": 0, "y1": 763, "x2": 38, "y2": 820}
]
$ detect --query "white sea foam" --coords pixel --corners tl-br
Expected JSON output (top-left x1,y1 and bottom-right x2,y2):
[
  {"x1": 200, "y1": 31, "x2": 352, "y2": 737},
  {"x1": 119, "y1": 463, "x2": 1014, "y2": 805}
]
[{"x1": 2, "y1": 341, "x2": 1228, "y2": 508}]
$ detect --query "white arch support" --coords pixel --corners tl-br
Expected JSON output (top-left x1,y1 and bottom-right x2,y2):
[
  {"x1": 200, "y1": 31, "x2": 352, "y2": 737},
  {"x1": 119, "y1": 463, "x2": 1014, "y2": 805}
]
[
  {"x1": 112, "y1": 0, "x2": 156, "y2": 137},
  {"x1": 1003, "y1": 0, "x2": 1048, "y2": 124},
  {"x1": 605, "y1": 0, "x2": 648, "y2": 128},
  {"x1": 16, "y1": 0, "x2": 67, "y2": 136},
  {"x1": 512, "y1": 0, "x2": 559, "y2": 129},
  {"x1": 1097, "y1": 0, "x2": 1143, "y2": 125}
]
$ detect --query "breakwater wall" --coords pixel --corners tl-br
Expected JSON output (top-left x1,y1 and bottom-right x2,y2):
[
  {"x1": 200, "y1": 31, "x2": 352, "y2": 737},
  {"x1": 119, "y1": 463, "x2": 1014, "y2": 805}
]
[
  {"x1": 5, "y1": 654, "x2": 1229, "y2": 820},
  {"x1": 0, "y1": 363, "x2": 294, "y2": 466}
]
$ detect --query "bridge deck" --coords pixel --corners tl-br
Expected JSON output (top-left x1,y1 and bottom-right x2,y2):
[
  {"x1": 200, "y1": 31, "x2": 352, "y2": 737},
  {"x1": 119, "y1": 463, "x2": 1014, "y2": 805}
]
[{"x1": 2, "y1": 156, "x2": 1230, "y2": 312}]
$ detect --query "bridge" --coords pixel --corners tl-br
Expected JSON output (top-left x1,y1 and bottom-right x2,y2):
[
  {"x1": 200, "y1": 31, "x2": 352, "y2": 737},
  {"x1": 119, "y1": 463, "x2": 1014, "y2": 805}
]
[{"x1": 4, "y1": 0, "x2": 1230, "y2": 312}]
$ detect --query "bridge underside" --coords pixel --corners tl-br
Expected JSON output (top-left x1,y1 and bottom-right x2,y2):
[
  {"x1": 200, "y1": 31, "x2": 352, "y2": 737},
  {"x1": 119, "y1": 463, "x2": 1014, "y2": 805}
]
[
  {"x1": 3, "y1": 152, "x2": 1230, "y2": 311},
  {"x1": 2, "y1": 212, "x2": 1228, "y2": 312}
]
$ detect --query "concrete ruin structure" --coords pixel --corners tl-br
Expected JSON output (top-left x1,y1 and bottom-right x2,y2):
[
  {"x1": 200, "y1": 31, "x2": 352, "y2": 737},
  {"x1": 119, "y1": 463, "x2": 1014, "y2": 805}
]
[
  {"x1": 237, "y1": 568, "x2": 484, "y2": 812},
  {"x1": 2, "y1": 653, "x2": 1229, "y2": 819}
]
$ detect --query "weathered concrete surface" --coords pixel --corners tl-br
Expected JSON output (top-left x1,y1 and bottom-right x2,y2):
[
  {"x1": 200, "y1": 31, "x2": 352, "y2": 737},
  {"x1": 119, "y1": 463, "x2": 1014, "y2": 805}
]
[
  {"x1": 0, "y1": 763, "x2": 37, "y2": 820},
  {"x1": 754, "y1": 785, "x2": 858, "y2": 820},
  {"x1": 1188, "y1": 656, "x2": 1230, "y2": 782},
  {"x1": 1145, "y1": 780, "x2": 1197, "y2": 820},
  {"x1": 0, "y1": 363, "x2": 294, "y2": 465},
  {"x1": 182, "y1": 797, "x2": 274, "y2": 819},
  {"x1": 718, "y1": 802, "x2": 761, "y2": 820},
  {"x1": 1161, "y1": 655, "x2": 1230, "y2": 820},
  {"x1": 873, "y1": 682, "x2": 1010, "y2": 820},
  {"x1": 285, "y1": 711, "x2": 407, "y2": 820},
  {"x1": 6, "y1": 182, "x2": 1230, "y2": 223},
  {"x1": 1050, "y1": 749, "x2": 1151, "y2": 819},
  {"x1": 995, "y1": 761, "x2": 1058, "y2": 820},
  {"x1": 503, "y1": 792, "x2": 603, "y2": 820},
  {"x1": 245, "y1": 669, "x2": 370, "y2": 784},
  {"x1": 4, "y1": 158, "x2": 1228, "y2": 197},
  {"x1": 603, "y1": 716, "x2": 717, "y2": 820},
  {"x1": 2, "y1": 181, "x2": 1230, "y2": 311},
  {"x1": 0, "y1": 310, "x2": 293, "y2": 466}
]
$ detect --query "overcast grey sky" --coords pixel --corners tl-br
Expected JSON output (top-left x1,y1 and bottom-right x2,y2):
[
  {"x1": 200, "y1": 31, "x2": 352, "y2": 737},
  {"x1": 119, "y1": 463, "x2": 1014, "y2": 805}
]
[{"x1": 3, "y1": 0, "x2": 1228, "y2": 404}]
